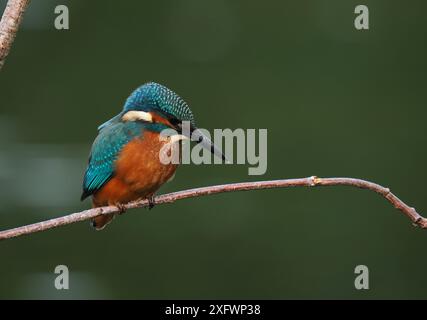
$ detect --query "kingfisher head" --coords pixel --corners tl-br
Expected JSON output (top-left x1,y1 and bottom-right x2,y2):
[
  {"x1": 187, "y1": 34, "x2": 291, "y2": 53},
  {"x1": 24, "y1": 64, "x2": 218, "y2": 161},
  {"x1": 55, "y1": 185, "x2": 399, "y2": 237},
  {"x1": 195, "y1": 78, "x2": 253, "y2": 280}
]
[{"x1": 99, "y1": 82, "x2": 225, "y2": 160}]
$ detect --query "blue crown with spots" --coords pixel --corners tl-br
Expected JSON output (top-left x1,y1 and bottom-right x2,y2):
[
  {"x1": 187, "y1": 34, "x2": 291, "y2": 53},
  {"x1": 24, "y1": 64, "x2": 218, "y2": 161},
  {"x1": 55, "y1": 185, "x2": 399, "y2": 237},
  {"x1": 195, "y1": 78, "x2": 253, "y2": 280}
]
[{"x1": 124, "y1": 82, "x2": 196, "y2": 126}]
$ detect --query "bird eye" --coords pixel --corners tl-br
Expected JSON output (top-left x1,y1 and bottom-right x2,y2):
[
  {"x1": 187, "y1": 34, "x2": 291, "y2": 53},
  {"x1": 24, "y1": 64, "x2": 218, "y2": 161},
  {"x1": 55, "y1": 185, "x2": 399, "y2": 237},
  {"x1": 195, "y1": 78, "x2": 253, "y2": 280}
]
[{"x1": 171, "y1": 119, "x2": 182, "y2": 132}]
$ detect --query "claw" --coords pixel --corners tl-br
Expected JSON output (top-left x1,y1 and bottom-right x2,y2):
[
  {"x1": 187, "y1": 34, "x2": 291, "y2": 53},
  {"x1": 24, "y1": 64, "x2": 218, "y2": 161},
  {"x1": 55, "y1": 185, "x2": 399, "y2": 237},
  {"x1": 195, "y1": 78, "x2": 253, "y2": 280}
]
[
  {"x1": 148, "y1": 196, "x2": 156, "y2": 210},
  {"x1": 116, "y1": 203, "x2": 127, "y2": 215}
]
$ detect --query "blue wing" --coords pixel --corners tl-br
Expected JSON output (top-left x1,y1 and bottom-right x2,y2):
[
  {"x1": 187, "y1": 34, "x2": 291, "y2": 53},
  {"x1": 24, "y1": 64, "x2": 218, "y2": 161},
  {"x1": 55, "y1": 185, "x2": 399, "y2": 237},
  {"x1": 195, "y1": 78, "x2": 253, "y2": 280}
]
[{"x1": 81, "y1": 120, "x2": 142, "y2": 200}]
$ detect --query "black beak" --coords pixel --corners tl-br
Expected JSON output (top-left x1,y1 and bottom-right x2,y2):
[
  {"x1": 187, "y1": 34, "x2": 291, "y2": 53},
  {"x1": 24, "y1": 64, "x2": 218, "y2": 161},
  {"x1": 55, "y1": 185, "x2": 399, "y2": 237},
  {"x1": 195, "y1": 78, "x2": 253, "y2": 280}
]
[
  {"x1": 191, "y1": 127, "x2": 227, "y2": 161},
  {"x1": 175, "y1": 122, "x2": 226, "y2": 161}
]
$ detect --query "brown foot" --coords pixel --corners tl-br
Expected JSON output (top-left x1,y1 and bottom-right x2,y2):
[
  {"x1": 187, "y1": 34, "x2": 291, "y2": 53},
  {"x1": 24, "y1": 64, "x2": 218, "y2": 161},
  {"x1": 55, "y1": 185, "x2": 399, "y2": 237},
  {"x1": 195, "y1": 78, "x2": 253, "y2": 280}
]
[{"x1": 116, "y1": 203, "x2": 127, "y2": 215}]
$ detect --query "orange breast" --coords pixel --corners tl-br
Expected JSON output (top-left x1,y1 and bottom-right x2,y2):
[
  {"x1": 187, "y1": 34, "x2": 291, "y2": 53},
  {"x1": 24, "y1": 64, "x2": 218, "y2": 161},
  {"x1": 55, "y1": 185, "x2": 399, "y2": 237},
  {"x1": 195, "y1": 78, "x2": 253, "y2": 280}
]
[{"x1": 92, "y1": 130, "x2": 178, "y2": 207}]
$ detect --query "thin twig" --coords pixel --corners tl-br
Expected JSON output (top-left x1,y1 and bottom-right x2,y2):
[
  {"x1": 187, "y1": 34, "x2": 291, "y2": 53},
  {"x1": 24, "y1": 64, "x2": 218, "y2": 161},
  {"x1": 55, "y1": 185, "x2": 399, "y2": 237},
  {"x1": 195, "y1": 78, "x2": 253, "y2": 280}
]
[
  {"x1": 0, "y1": 0, "x2": 31, "y2": 70},
  {"x1": 0, "y1": 176, "x2": 426, "y2": 241}
]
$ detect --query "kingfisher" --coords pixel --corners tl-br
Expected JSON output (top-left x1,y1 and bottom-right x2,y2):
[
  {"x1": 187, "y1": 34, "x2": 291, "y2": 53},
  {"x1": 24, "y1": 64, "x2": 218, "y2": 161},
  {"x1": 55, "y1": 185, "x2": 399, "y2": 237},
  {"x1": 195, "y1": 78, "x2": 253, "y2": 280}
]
[{"x1": 81, "y1": 82, "x2": 224, "y2": 230}]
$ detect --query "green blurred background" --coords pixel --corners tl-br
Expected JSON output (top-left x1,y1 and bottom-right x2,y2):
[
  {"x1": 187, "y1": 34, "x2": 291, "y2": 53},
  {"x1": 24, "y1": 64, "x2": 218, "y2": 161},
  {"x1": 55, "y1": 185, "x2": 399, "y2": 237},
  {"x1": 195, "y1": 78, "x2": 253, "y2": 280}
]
[{"x1": 0, "y1": 0, "x2": 426, "y2": 299}]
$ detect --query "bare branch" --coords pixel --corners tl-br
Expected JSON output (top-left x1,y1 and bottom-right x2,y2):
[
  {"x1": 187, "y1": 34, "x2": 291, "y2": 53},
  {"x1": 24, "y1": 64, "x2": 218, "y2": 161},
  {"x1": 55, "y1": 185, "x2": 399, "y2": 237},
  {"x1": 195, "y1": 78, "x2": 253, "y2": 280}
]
[
  {"x1": 0, "y1": 176, "x2": 426, "y2": 241},
  {"x1": 0, "y1": 0, "x2": 31, "y2": 70}
]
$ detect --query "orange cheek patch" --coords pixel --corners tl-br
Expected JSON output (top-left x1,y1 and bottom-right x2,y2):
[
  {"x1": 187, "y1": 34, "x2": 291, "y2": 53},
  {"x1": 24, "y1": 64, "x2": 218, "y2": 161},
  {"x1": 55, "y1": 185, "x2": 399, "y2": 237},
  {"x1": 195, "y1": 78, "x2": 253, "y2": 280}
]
[{"x1": 150, "y1": 112, "x2": 174, "y2": 128}]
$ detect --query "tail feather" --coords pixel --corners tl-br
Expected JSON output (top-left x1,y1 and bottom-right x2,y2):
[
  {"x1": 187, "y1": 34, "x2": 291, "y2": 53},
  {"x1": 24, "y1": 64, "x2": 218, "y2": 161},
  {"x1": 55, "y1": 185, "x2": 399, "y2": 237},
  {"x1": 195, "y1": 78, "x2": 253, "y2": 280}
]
[{"x1": 91, "y1": 213, "x2": 115, "y2": 231}]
